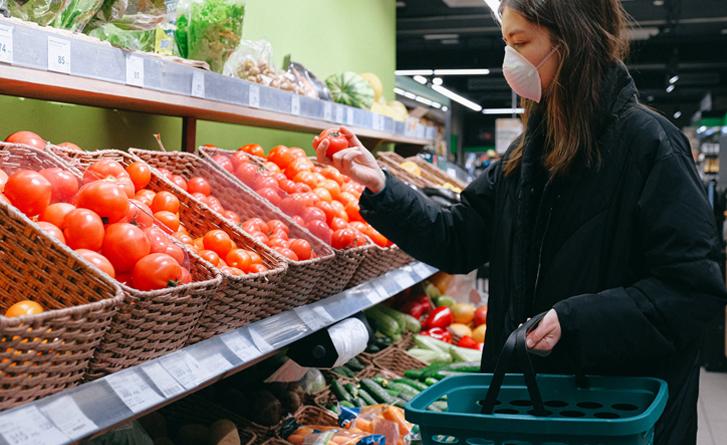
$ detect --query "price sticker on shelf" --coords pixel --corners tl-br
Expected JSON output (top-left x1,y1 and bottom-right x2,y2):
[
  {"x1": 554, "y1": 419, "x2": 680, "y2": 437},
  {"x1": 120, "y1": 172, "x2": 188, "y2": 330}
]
[
  {"x1": 191, "y1": 70, "x2": 205, "y2": 98},
  {"x1": 106, "y1": 371, "x2": 164, "y2": 413},
  {"x1": 291, "y1": 95, "x2": 301, "y2": 115},
  {"x1": 346, "y1": 108, "x2": 355, "y2": 125},
  {"x1": 413, "y1": 262, "x2": 431, "y2": 279},
  {"x1": 0, "y1": 25, "x2": 14, "y2": 64},
  {"x1": 47, "y1": 36, "x2": 71, "y2": 74},
  {"x1": 221, "y1": 331, "x2": 258, "y2": 362},
  {"x1": 142, "y1": 362, "x2": 184, "y2": 398},
  {"x1": 394, "y1": 272, "x2": 416, "y2": 290},
  {"x1": 161, "y1": 352, "x2": 204, "y2": 390},
  {"x1": 0, "y1": 406, "x2": 67, "y2": 445},
  {"x1": 372, "y1": 114, "x2": 383, "y2": 131},
  {"x1": 248, "y1": 84, "x2": 260, "y2": 108},
  {"x1": 295, "y1": 305, "x2": 334, "y2": 331},
  {"x1": 367, "y1": 282, "x2": 387, "y2": 304},
  {"x1": 323, "y1": 102, "x2": 333, "y2": 121},
  {"x1": 40, "y1": 396, "x2": 97, "y2": 439},
  {"x1": 125, "y1": 54, "x2": 144, "y2": 87},
  {"x1": 249, "y1": 327, "x2": 274, "y2": 353},
  {"x1": 335, "y1": 106, "x2": 344, "y2": 123},
  {"x1": 199, "y1": 353, "x2": 232, "y2": 380}
]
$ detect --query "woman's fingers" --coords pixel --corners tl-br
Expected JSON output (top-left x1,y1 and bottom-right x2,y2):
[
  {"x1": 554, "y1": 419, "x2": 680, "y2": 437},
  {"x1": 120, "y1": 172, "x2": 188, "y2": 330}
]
[
  {"x1": 339, "y1": 126, "x2": 364, "y2": 148},
  {"x1": 331, "y1": 148, "x2": 359, "y2": 173},
  {"x1": 316, "y1": 139, "x2": 330, "y2": 164}
]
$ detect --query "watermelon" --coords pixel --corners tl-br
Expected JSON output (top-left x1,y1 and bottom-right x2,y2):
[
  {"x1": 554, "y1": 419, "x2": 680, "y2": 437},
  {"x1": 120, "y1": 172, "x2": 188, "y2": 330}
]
[{"x1": 325, "y1": 72, "x2": 375, "y2": 109}]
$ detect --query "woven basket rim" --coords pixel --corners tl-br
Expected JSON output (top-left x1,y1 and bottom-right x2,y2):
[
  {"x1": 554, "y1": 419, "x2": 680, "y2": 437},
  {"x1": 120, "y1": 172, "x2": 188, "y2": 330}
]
[{"x1": 127, "y1": 147, "x2": 336, "y2": 268}]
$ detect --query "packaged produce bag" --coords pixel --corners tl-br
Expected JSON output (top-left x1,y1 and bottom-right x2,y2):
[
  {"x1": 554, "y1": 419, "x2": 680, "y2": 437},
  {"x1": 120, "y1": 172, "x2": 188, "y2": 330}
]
[
  {"x1": 338, "y1": 405, "x2": 413, "y2": 445},
  {"x1": 7, "y1": 0, "x2": 67, "y2": 26},
  {"x1": 53, "y1": 0, "x2": 104, "y2": 32},
  {"x1": 176, "y1": 0, "x2": 244, "y2": 71}
]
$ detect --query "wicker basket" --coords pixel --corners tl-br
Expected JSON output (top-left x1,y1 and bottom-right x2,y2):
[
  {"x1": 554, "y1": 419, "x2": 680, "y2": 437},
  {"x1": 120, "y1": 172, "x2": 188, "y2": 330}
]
[
  {"x1": 272, "y1": 405, "x2": 339, "y2": 444},
  {"x1": 347, "y1": 244, "x2": 413, "y2": 288},
  {"x1": 128, "y1": 148, "x2": 337, "y2": 307},
  {"x1": 160, "y1": 392, "x2": 257, "y2": 445},
  {"x1": 200, "y1": 146, "x2": 369, "y2": 295},
  {"x1": 0, "y1": 144, "x2": 124, "y2": 409},
  {"x1": 372, "y1": 347, "x2": 427, "y2": 375},
  {"x1": 357, "y1": 367, "x2": 401, "y2": 380},
  {"x1": 408, "y1": 157, "x2": 467, "y2": 190}
]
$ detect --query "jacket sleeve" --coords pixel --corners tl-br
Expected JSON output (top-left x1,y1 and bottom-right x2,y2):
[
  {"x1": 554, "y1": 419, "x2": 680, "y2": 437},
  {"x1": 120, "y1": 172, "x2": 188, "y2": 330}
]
[
  {"x1": 359, "y1": 162, "x2": 500, "y2": 274},
  {"x1": 554, "y1": 133, "x2": 727, "y2": 369}
]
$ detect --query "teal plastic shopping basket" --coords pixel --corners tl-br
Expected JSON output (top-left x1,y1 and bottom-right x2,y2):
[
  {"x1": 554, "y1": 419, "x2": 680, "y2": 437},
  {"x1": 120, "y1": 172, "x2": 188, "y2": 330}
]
[{"x1": 405, "y1": 312, "x2": 668, "y2": 445}]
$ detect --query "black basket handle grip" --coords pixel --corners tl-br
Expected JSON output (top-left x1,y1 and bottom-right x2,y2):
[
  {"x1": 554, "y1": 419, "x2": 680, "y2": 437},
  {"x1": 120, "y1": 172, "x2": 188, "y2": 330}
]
[{"x1": 480, "y1": 311, "x2": 549, "y2": 416}]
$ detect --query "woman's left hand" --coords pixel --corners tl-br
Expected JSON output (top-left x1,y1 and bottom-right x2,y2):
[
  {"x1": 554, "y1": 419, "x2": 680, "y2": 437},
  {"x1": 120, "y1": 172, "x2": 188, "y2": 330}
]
[{"x1": 526, "y1": 309, "x2": 562, "y2": 355}]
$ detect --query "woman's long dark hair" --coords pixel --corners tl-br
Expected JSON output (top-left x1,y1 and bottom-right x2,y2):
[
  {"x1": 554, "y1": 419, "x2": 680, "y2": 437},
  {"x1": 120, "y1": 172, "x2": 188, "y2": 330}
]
[{"x1": 500, "y1": 0, "x2": 631, "y2": 176}]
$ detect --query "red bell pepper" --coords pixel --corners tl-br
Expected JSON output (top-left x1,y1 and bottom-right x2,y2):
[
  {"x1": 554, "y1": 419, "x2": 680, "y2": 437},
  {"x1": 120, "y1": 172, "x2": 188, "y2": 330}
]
[
  {"x1": 457, "y1": 335, "x2": 480, "y2": 350},
  {"x1": 415, "y1": 295, "x2": 433, "y2": 313},
  {"x1": 422, "y1": 327, "x2": 452, "y2": 343},
  {"x1": 400, "y1": 300, "x2": 428, "y2": 320},
  {"x1": 423, "y1": 306, "x2": 453, "y2": 330}
]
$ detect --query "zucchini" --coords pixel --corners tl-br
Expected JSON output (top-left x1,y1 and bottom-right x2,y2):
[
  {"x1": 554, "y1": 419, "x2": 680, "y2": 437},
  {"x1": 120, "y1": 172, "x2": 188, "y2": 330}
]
[
  {"x1": 346, "y1": 357, "x2": 365, "y2": 372},
  {"x1": 444, "y1": 362, "x2": 481, "y2": 372},
  {"x1": 358, "y1": 389, "x2": 377, "y2": 406},
  {"x1": 340, "y1": 401, "x2": 355, "y2": 408},
  {"x1": 388, "y1": 382, "x2": 419, "y2": 398},
  {"x1": 344, "y1": 383, "x2": 359, "y2": 399},
  {"x1": 434, "y1": 370, "x2": 469, "y2": 380},
  {"x1": 365, "y1": 308, "x2": 400, "y2": 338},
  {"x1": 353, "y1": 397, "x2": 366, "y2": 407},
  {"x1": 404, "y1": 369, "x2": 425, "y2": 380},
  {"x1": 432, "y1": 401, "x2": 448, "y2": 411},
  {"x1": 378, "y1": 306, "x2": 421, "y2": 333},
  {"x1": 361, "y1": 379, "x2": 397, "y2": 405},
  {"x1": 331, "y1": 380, "x2": 352, "y2": 402},
  {"x1": 394, "y1": 378, "x2": 428, "y2": 392},
  {"x1": 424, "y1": 377, "x2": 440, "y2": 386},
  {"x1": 366, "y1": 344, "x2": 381, "y2": 353},
  {"x1": 373, "y1": 376, "x2": 391, "y2": 388}
]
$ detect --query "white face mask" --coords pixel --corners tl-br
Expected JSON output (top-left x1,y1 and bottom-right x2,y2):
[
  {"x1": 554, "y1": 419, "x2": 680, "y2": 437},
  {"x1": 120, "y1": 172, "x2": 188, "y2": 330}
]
[{"x1": 502, "y1": 45, "x2": 559, "y2": 103}]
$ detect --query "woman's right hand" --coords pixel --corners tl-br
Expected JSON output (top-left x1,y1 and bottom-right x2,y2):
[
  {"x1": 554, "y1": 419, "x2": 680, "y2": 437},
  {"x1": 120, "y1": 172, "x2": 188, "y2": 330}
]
[{"x1": 314, "y1": 127, "x2": 386, "y2": 193}]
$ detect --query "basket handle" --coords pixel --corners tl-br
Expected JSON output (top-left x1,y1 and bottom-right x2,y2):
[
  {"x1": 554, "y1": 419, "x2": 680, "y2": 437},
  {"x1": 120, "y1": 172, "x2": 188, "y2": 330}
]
[{"x1": 480, "y1": 311, "x2": 549, "y2": 416}]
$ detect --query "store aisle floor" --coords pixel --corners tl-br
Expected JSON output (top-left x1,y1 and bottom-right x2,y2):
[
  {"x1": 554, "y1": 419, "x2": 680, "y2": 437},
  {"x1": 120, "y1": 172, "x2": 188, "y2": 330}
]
[{"x1": 699, "y1": 369, "x2": 727, "y2": 444}]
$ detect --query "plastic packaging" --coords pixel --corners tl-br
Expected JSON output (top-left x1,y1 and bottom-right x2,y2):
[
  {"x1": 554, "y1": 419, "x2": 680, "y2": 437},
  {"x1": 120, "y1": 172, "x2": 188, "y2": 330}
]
[
  {"x1": 53, "y1": 0, "x2": 104, "y2": 31},
  {"x1": 223, "y1": 40, "x2": 309, "y2": 95},
  {"x1": 284, "y1": 57, "x2": 331, "y2": 100},
  {"x1": 177, "y1": 0, "x2": 244, "y2": 72},
  {"x1": 287, "y1": 427, "x2": 386, "y2": 445},
  {"x1": 88, "y1": 21, "x2": 156, "y2": 51},
  {"x1": 7, "y1": 0, "x2": 67, "y2": 26},
  {"x1": 339, "y1": 405, "x2": 413, "y2": 445}
]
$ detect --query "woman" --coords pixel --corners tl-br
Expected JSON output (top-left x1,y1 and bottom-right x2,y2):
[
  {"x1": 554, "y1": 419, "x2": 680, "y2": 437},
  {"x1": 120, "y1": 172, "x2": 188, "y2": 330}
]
[{"x1": 315, "y1": 1, "x2": 726, "y2": 443}]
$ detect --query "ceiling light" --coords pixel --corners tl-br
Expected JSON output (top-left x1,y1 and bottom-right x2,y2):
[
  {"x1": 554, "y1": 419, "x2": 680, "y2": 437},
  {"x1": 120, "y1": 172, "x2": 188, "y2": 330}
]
[
  {"x1": 396, "y1": 1, "x2": 406, "y2": 7},
  {"x1": 441, "y1": 39, "x2": 460, "y2": 45},
  {"x1": 666, "y1": 85, "x2": 675, "y2": 93},
  {"x1": 413, "y1": 75, "x2": 428, "y2": 85},
  {"x1": 395, "y1": 69, "x2": 434, "y2": 76},
  {"x1": 431, "y1": 102, "x2": 442, "y2": 109},
  {"x1": 415, "y1": 96, "x2": 434, "y2": 106},
  {"x1": 673, "y1": 111, "x2": 682, "y2": 119},
  {"x1": 653, "y1": 0, "x2": 664, "y2": 5},
  {"x1": 669, "y1": 75, "x2": 680, "y2": 84},
  {"x1": 393, "y1": 87, "x2": 406, "y2": 96},
  {"x1": 432, "y1": 77, "x2": 444, "y2": 86},
  {"x1": 721, "y1": 29, "x2": 727, "y2": 35},
  {"x1": 434, "y1": 69, "x2": 491, "y2": 76},
  {"x1": 423, "y1": 34, "x2": 459, "y2": 40},
  {"x1": 442, "y1": 106, "x2": 449, "y2": 112},
  {"x1": 431, "y1": 84, "x2": 482, "y2": 112},
  {"x1": 482, "y1": 108, "x2": 525, "y2": 115}
]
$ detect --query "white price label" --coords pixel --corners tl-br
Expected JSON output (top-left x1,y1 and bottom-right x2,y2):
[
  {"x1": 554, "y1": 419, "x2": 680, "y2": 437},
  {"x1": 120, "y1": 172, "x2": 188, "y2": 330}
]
[
  {"x1": 142, "y1": 362, "x2": 184, "y2": 398},
  {"x1": 291, "y1": 95, "x2": 301, "y2": 115},
  {"x1": 0, "y1": 406, "x2": 66, "y2": 445},
  {"x1": 335, "y1": 106, "x2": 344, "y2": 123},
  {"x1": 346, "y1": 108, "x2": 355, "y2": 125},
  {"x1": 248, "y1": 84, "x2": 260, "y2": 108},
  {"x1": 368, "y1": 282, "x2": 387, "y2": 304},
  {"x1": 394, "y1": 273, "x2": 416, "y2": 289},
  {"x1": 295, "y1": 305, "x2": 334, "y2": 331},
  {"x1": 199, "y1": 353, "x2": 231, "y2": 380},
  {"x1": 191, "y1": 70, "x2": 205, "y2": 98},
  {"x1": 40, "y1": 396, "x2": 97, "y2": 439},
  {"x1": 413, "y1": 262, "x2": 430, "y2": 278},
  {"x1": 47, "y1": 36, "x2": 70, "y2": 74},
  {"x1": 161, "y1": 352, "x2": 204, "y2": 390},
  {"x1": 107, "y1": 371, "x2": 164, "y2": 413},
  {"x1": 221, "y1": 331, "x2": 258, "y2": 362},
  {"x1": 0, "y1": 25, "x2": 14, "y2": 64},
  {"x1": 125, "y1": 54, "x2": 144, "y2": 87},
  {"x1": 323, "y1": 102, "x2": 333, "y2": 121},
  {"x1": 249, "y1": 327, "x2": 273, "y2": 353}
]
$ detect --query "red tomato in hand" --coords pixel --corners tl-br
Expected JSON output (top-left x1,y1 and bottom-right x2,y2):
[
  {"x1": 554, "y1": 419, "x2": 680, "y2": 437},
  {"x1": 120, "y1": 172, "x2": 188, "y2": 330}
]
[
  {"x1": 131, "y1": 253, "x2": 183, "y2": 291},
  {"x1": 40, "y1": 202, "x2": 76, "y2": 228},
  {"x1": 37, "y1": 221, "x2": 65, "y2": 243},
  {"x1": 288, "y1": 239, "x2": 312, "y2": 261},
  {"x1": 63, "y1": 208, "x2": 105, "y2": 250},
  {"x1": 39, "y1": 168, "x2": 79, "y2": 203},
  {"x1": 76, "y1": 180, "x2": 130, "y2": 224},
  {"x1": 125, "y1": 161, "x2": 151, "y2": 191},
  {"x1": 5, "y1": 131, "x2": 45, "y2": 150},
  {"x1": 103, "y1": 223, "x2": 151, "y2": 273},
  {"x1": 75, "y1": 248, "x2": 115, "y2": 278},
  {"x1": 4, "y1": 170, "x2": 52, "y2": 216},
  {"x1": 204, "y1": 230, "x2": 234, "y2": 257},
  {"x1": 188, "y1": 177, "x2": 212, "y2": 196},
  {"x1": 331, "y1": 228, "x2": 357, "y2": 250},
  {"x1": 151, "y1": 191, "x2": 180, "y2": 214},
  {"x1": 314, "y1": 129, "x2": 349, "y2": 158}
]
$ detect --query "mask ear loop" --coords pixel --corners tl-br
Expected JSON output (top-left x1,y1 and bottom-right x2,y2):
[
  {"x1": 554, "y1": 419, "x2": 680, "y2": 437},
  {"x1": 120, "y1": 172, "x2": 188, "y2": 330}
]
[{"x1": 535, "y1": 45, "x2": 560, "y2": 70}]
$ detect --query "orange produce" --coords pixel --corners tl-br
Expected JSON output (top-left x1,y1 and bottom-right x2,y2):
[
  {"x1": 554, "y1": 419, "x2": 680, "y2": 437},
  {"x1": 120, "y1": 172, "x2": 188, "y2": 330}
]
[
  {"x1": 0, "y1": 169, "x2": 7, "y2": 192},
  {"x1": 36, "y1": 221, "x2": 65, "y2": 244},
  {"x1": 123, "y1": 200, "x2": 154, "y2": 229},
  {"x1": 203, "y1": 230, "x2": 234, "y2": 258},
  {"x1": 198, "y1": 250, "x2": 222, "y2": 267},
  {"x1": 188, "y1": 177, "x2": 211, "y2": 196},
  {"x1": 225, "y1": 249, "x2": 252, "y2": 271},
  {"x1": 76, "y1": 180, "x2": 130, "y2": 224},
  {"x1": 132, "y1": 253, "x2": 184, "y2": 291},
  {"x1": 151, "y1": 191, "x2": 180, "y2": 214},
  {"x1": 4, "y1": 169, "x2": 52, "y2": 216},
  {"x1": 82, "y1": 160, "x2": 134, "y2": 197},
  {"x1": 75, "y1": 249, "x2": 116, "y2": 278},
  {"x1": 125, "y1": 161, "x2": 151, "y2": 191},
  {"x1": 154, "y1": 210, "x2": 180, "y2": 232},
  {"x1": 135, "y1": 189, "x2": 156, "y2": 207},
  {"x1": 102, "y1": 223, "x2": 151, "y2": 273},
  {"x1": 5, "y1": 131, "x2": 45, "y2": 150},
  {"x1": 63, "y1": 208, "x2": 104, "y2": 250},
  {"x1": 40, "y1": 202, "x2": 76, "y2": 228},
  {"x1": 39, "y1": 168, "x2": 79, "y2": 203},
  {"x1": 5, "y1": 300, "x2": 44, "y2": 317}
]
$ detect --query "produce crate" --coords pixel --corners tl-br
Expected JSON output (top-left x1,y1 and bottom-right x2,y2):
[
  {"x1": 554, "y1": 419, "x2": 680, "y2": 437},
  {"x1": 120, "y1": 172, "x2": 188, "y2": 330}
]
[
  {"x1": 407, "y1": 157, "x2": 468, "y2": 191},
  {"x1": 159, "y1": 392, "x2": 257, "y2": 445},
  {"x1": 200, "y1": 146, "x2": 369, "y2": 295},
  {"x1": 357, "y1": 368, "x2": 401, "y2": 381},
  {"x1": 347, "y1": 244, "x2": 413, "y2": 288},
  {"x1": 0, "y1": 143, "x2": 124, "y2": 409},
  {"x1": 372, "y1": 347, "x2": 427, "y2": 376},
  {"x1": 41, "y1": 147, "x2": 248, "y2": 373},
  {"x1": 128, "y1": 148, "x2": 337, "y2": 306}
]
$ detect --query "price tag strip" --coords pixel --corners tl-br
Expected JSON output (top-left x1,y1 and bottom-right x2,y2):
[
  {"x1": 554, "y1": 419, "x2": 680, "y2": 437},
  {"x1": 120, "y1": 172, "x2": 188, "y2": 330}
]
[
  {"x1": 221, "y1": 331, "x2": 259, "y2": 362},
  {"x1": 0, "y1": 24, "x2": 13, "y2": 64},
  {"x1": 335, "y1": 106, "x2": 344, "y2": 124},
  {"x1": 191, "y1": 70, "x2": 205, "y2": 98},
  {"x1": 346, "y1": 108, "x2": 355, "y2": 125},
  {"x1": 125, "y1": 54, "x2": 144, "y2": 87},
  {"x1": 198, "y1": 353, "x2": 232, "y2": 380},
  {"x1": 106, "y1": 371, "x2": 164, "y2": 413},
  {"x1": 394, "y1": 272, "x2": 416, "y2": 289},
  {"x1": 413, "y1": 262, "x2": 431, "y2": 279},
  {"x1": 291, "y1": 95, "x2": 301, "y2": 115},
  {"x1": 40, "y1": 395, "x2": 97, "y2": 439},
  {"x1": 323, "y1": 102, "x2": 333, "y2": 121},
  {"x1": 0, "y1": 406, "x2": 67, "y2": 445},
  {"x1": 47, "y1": 36, "x2": 70, "y2": 74},
  {"x1": 295, "y1": 305, "x2": 334, "y2": 332},
  {"x1": 142, "y1": 362, "x2": 185, "y2": 398},
  {"x1": 249, "y1": 327, "x2": 274, "y2": 353},
  {"x1": 161, "y1": 352, "x2": 205, "y2": 390},
  {"x1": 248, "y1": 84, "x2": 260, "y2": 108}
]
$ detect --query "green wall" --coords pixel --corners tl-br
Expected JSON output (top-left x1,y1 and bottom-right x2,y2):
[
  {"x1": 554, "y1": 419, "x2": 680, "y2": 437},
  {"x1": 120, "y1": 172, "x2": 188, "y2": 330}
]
[{"x1": 0, "y1": 0, "x2": 396, "y2": 152}]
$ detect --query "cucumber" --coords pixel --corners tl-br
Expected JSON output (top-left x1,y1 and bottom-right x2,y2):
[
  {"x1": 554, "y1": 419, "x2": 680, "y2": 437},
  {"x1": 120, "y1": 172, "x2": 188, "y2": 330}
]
[
  {"x1": 432, "y1": 401, "x2": 448, "y2": 411},
  {"x1": 434, "y1": 370, "x2": 471, "y2": 379},
  {"x1": 365, "y1": 308, "x2": 401, "y2": 338},
  {"x1": 404, "y1": 369, "x2": 425, "y2": 380},
  {"x1": 373, "y1": 376, "x2": 391, "y2": 388},
  {"x1": 340, "y1": 401, "x2": 355, "y2": 408},
  {"x1": 344, "y1": 383, "x2": 359, "y2": 399},
  {"x1": 386, "y1": 388, "x2": 401, "y2": 397},
  {"x1": 424, "y1": 377, "x2": 440, "y2": 386},
  {"x1": 332, "y1": 367, "x2": 354, "y2": 378},
  {"x1": 422, "y1": 363, "x2": 450, "y2": 379},
  {"x1": 361, "y1": 379, "x2": 397, "y2": 405},
  {"x1": 377, "y1": 305, "x2": 406, "y2": 331},
  {"x1": 331, "y1": 380, "x2": 352, "y2": 402},
  {"x1": 346, "y1": 357, "x2": 365, "y2": 372},
  {"x1": 354, "y1": 397, "x2": 366, "y2": 407},
  {"x1": 444, "y1": 362, "x2": 481, "y2": 372},
  {"x1": 367, "y1": 344, "x2": 381, "y2": 353},
  {"x1": 388, "y1": 382, "x2": 419, "y2": 399},
  {"x1": 394, "y1": 378, "x2": 428, "y2": 392},
  {"x1": 358, "y1": 389, "x2": 377, "y2": 406},
  {"x1": 378, "y1": 306, "x2": 421, "y2": 333}
]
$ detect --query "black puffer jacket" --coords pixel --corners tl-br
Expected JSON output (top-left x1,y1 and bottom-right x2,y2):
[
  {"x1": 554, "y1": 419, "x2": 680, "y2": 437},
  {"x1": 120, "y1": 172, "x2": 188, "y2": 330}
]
[{"x1": 360, "y1": 63, "x2": 726, "y2": 445}]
